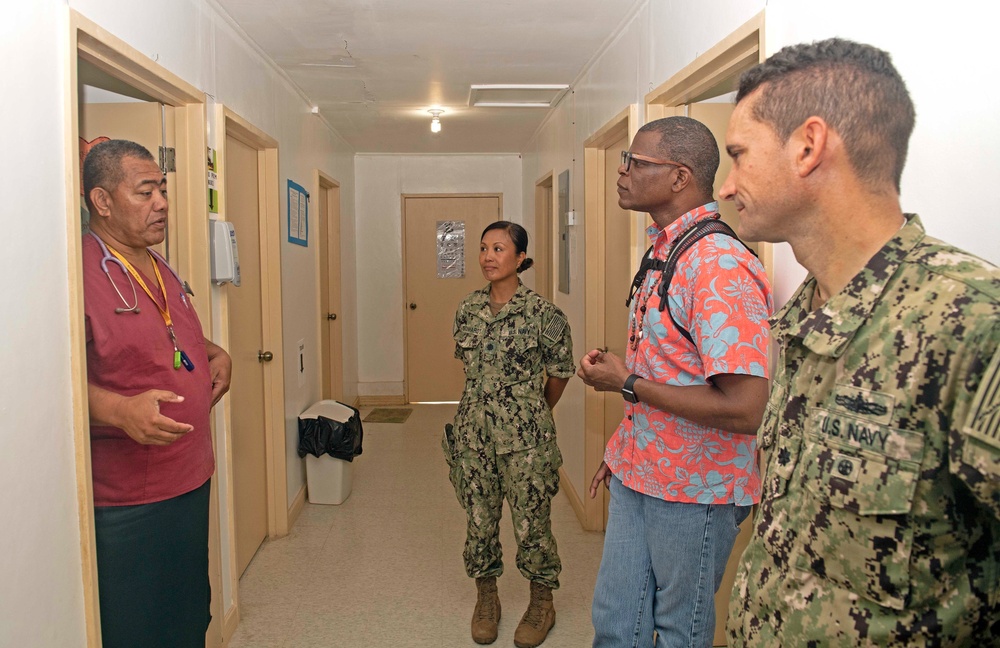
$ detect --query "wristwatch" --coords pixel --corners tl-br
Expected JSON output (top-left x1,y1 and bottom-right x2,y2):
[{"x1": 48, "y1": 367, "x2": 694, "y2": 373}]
[{"x1": 621, "y1": 374, "x2": 641, "y2": 403}]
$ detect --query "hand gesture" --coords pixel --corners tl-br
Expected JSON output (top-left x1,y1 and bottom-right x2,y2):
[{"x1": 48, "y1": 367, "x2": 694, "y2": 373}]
[
  {"x1": 577, "y1": 348, "x2": 629, "y2": 393},
  {"x1": 113, "y1": 390, "x2": 195, "y2": 446}
]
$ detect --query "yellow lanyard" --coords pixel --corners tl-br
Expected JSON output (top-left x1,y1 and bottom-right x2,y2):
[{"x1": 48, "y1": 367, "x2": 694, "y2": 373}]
[{"x1": 105, "y1": 243, "x2": 192, "y2": 370}]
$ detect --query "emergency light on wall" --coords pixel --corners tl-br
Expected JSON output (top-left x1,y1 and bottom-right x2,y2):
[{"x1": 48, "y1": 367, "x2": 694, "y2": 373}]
[{"x1": 428, "y1": 109, "x2": 443, "y2": 133}]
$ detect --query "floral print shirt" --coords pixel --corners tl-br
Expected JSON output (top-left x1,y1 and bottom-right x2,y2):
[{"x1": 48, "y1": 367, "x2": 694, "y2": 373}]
[{"x1": 605, "y1": 202, "x2": 773, "y2": 505}]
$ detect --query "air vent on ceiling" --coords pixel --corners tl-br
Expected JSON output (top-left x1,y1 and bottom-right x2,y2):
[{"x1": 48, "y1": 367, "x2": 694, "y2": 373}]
[{"x1": 468, "y1": 84, "x2": 569, "y2": 108}]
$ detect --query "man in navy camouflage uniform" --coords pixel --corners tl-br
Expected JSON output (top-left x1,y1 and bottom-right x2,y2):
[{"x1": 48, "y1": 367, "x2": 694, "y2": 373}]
[{"x1": 721, "y1": 38, "x2": 1000, "y2": 646}]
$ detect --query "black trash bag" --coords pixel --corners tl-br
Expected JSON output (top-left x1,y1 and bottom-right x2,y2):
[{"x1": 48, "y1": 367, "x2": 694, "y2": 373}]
[{"x1": 297, "y1": 406, "x2": 364, "y2": 462}]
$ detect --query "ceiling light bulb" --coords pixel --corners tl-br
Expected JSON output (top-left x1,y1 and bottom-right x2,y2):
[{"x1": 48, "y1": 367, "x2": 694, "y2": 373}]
[{"x1": 428, "y1": 108, "x2": 444, "y2": 134}]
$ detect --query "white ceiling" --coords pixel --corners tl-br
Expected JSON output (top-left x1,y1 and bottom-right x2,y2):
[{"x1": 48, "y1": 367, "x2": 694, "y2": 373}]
[{"x1": 214, "y1": 0, "x2": 641, "y2": 153}]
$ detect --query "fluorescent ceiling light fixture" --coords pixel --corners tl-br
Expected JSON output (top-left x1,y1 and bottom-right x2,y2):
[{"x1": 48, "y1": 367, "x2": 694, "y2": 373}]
[
  {"x1": 299, "y1": 56, "x2": 356, "y2": 68},
  {"x1": 468, "y1": 84, "x2": 569, "y2": 108}
]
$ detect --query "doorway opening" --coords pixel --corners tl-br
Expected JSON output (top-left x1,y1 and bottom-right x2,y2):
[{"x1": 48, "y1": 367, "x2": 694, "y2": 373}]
[
  {"x1": 215, "y1": 107, "x2": 289, "y2": 643},
  {"x1": 67, "y1": 11, "x2": 213, "y2": 645},
  {"x1": 316, "y1": 171, "x2": 344, "y2": 403},
  {"x1": 533, "y1": 172, "x2": 555, "y2": 300}
]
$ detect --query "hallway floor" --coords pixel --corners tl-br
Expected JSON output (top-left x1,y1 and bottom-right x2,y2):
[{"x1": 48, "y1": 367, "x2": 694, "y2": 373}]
[{"x1": 229, "y1": 404, "x2": 605, "y2": 647}]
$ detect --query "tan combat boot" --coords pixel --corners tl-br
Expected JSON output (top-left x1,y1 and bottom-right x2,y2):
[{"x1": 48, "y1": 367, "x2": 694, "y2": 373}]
[
  {"x1": 471, "y1": 576, "x2": 501, "y2": 644},
  {"x1": 513, "y1": 581, "x2": 555, "y2": 648}
]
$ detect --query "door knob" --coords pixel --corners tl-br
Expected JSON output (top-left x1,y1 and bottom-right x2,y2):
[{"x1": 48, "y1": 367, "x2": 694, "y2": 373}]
[
  {"x1": 409, "y1": 303, "x2": 417, "y2": 310},
  {"x1": 327, "y1": 313, "x2": 337, "y2": 320},
  {"x1": 258, "y1": 350, "x2": 273, "y2": 362}
]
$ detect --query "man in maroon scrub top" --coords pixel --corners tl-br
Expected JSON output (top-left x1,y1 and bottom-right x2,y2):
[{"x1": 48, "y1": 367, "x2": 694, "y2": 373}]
[{"x1": 82, "y1": 139, "x2": 231, "y2": 648}]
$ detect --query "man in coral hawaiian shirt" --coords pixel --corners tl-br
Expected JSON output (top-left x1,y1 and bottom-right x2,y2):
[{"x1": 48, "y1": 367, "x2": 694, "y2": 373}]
[{"x1": 578, "y1": 116, "x2": 772, "y2": 648}]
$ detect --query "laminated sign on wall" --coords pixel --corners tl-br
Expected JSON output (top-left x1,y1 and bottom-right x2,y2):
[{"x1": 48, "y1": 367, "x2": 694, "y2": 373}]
[
  {"x1": 437, "y1": 220, "x2": 465, "y2": 278},
  {"x1": 287, "y1": 179, "x2": 309, "y2": 247}
]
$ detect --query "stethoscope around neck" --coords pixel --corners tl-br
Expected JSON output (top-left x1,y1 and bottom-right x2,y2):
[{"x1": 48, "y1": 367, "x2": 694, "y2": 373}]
[{"x1": 88, "y1": 231, "x2": 188, "y2": 314}]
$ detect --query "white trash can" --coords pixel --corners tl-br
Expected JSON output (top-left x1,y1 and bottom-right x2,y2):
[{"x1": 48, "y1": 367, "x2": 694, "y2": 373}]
[{"x1": 298, "y1": 400, "x2": 362, "y2": 505}]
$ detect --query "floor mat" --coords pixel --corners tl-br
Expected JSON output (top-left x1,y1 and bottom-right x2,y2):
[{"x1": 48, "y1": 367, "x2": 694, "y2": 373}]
[{"x1": 362, "y1": 407, "x2": 412, "y2": 424}]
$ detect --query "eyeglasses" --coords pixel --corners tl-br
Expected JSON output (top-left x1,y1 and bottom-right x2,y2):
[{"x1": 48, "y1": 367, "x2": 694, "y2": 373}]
[{"x1": 620, "y1": 150, "x2": 688, "y2": 174}]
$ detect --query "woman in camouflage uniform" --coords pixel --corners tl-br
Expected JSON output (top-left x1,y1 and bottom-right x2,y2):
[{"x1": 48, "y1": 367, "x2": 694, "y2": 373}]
[{"x1": 444, "y1": 221, "x2": 575, "y2": 648}]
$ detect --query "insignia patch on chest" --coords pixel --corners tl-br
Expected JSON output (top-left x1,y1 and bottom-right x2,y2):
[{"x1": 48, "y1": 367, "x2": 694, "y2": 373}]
[
  {"x1": 830, "y1": 452, "x2": 861, "y2": 482},
  {"x1": 835, "y1": 393, "x2": 887, "y2": 416},
  {"x1": 541, "y1": 314, "x2": 567, "y2": 345},
  {"x1": 829, "y1": 385, "x2": 894, "y2": 425},
  {"x1": 964, "y1": 345, "x2": 1000, "y2": 448}
]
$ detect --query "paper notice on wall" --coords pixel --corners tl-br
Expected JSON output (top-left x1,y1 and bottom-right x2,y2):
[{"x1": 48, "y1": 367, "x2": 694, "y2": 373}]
[
  {"x1": 437, "y1": 220, "x2": 465, "y2": 278},
  {"x1": 207, "y1": 147, "x2": 219, "y2": 213}
]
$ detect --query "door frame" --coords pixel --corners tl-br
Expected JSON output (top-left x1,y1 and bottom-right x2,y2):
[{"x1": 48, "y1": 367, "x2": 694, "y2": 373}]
[
  {"x1": 533, "y1": 171, "x2": 555, "y2": 300},
  {"x1": 314, "y1": 169, "x2": 343, "y2": 402},
  {"x1": 644, "y1": 11, "x2": 771, "y2": 280},
  {"x1": 579, "y1": 105, "x2": 639, "y2": 531},
  {"x1": 65, "y1": 10, "x2": 211, "y2": 646},
  {"x1": 400, "y1": 192, "x2": 502, "y2": 404},
  {"x1": 216, "y1": 105, "x2": 287, "y2": 639}
]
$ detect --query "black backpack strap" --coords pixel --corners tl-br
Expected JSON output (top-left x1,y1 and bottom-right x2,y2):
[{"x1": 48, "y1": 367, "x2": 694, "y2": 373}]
[
  {"x1": 656, "y1": 218, "x2": 754, "y2": 345},
  {"x1": 625, "y1": 245, "x2": 667, "y2": 307}
]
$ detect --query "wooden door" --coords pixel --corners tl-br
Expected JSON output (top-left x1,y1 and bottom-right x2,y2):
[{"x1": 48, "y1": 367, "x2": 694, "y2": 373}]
[
  {"x1": 79, "y1": 101, "x2": 161, "y2": 155},
  {"x1": 224, "y1": 133, "x2": 268, "y2": 576},
  {"x1": 318, "y1": 179, "x2": 344, "y2": 401},
  {"x1": 688, "y1": 103, "x2": 758, "y2": 256},
  {"x1": 533, "y1": 178, "x2": 553, "y2": 300},
  {"x1": 602, "y1": 134, "x2": 632, "y2": 526},
  {"x1": 403, "y1": 195, "x2": 501, "y2": 403},
  {"x1": 78, "y1": 102, "x2": 166, "y2": 257}
]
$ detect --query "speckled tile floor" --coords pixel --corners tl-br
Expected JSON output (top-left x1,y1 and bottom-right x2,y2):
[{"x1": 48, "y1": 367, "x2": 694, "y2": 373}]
[{"x1": 229, "y1": 404, "x2": 605, "y2": 647}]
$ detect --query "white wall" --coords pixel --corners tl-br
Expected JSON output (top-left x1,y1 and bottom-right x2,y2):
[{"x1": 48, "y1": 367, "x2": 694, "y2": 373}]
[
  {"x1": 354, "y1": 154, "x2": 522, "y2": 396},
  {"x1": 523, "y1": 0, "x2": 1000, "y2": 499},
  {"x1": 764, "y1": 0, "x2": 1000, "y2": 300},
  {"x1": 0, "y1": 3, "x2": 88, "y2": 646}
]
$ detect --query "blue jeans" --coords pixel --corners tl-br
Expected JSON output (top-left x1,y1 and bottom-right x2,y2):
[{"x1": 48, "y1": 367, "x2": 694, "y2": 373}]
[{"x1": 592, "y1": 477, "x2": 751, "y2": 648}]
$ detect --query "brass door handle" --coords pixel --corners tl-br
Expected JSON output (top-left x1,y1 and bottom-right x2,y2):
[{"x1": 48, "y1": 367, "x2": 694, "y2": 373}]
[
  {"x1": 258, "y1": 351, "x2": 274, "y2": 362},
  {"x1": 327, "y1": 313, "x2": 337, "y2": 320},
  {"x1": 409, "y1": 303, "x2": 417, "y2": 310}
]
